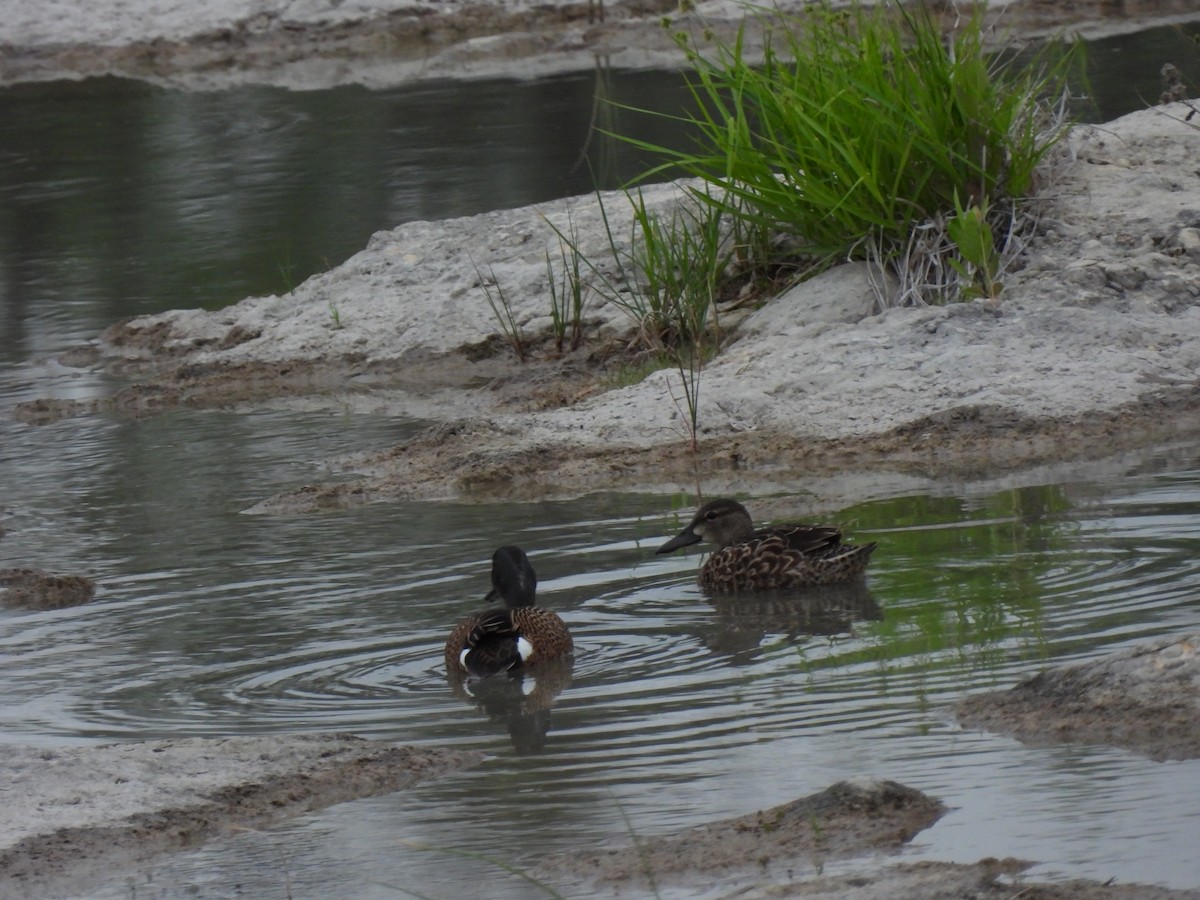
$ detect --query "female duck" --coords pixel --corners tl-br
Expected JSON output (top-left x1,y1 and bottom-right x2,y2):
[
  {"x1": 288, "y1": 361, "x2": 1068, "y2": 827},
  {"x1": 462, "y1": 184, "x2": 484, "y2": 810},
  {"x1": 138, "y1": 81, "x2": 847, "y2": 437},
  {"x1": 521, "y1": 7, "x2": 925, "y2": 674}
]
[
  {"x1": 656, "y1": 498, "x2": 876, "y2": 591},
  {"x1": 444, "y1": 546, "x2": 574, "y2": 679}
]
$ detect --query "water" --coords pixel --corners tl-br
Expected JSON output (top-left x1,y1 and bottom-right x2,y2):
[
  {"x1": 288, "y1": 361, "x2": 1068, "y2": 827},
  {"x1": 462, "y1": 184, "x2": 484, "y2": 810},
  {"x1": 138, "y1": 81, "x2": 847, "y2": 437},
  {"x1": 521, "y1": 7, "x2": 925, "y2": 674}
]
[
  {"x1": 3, "y1": 400, "x2": 1199, "y2": 864},
  {"x1": 0, "y1": 68, "x2": 694, "y2": 360},
  {"x1": 1, "y1": 19, "x2": 1200, "y2": 899},
  {"x1": 2, "y1": 413, "x2": 1199, "y2": 895}
]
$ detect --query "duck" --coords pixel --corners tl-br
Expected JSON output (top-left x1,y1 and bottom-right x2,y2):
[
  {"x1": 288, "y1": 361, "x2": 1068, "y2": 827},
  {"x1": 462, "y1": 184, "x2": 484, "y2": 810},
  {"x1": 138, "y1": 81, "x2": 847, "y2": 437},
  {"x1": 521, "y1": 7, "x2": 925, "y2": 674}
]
[
  {"x1": 656, "y1": 498, "x2": 876, "y2": 591},
  {"x1": 444, "y1": 545, "x2": 574, "y2": 679}
]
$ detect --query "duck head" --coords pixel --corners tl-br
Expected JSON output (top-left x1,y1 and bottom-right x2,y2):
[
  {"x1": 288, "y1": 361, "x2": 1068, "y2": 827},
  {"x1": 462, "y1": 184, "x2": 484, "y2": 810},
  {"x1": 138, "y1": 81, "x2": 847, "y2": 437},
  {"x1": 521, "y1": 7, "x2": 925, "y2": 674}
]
[
  {"x1": 484, "y1": 545, "x2": 538, "y2": 608},
  {"x1": 656, "y1": 499, "x2": 756, "y2": 553}
]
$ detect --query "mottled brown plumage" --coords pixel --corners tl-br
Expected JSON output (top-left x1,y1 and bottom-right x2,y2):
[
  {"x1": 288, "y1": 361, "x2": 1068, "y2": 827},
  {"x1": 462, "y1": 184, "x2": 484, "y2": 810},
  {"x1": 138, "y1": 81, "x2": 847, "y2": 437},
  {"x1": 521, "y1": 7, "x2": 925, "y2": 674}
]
[
  {"x1": 656, "y1": 499, "x2": 876, "y2": 591},
  {"x1": 0, "y1": 567, "x2": 96, "y2": 610},
  {"x1": 444, "y1": 546, "x2": 574, "y2": 679}
]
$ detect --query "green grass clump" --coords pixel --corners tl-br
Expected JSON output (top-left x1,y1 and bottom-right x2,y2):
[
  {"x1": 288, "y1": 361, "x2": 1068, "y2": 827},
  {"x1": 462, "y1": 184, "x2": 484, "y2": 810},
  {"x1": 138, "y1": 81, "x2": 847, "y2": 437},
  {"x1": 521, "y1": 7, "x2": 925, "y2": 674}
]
[
  {"x1": 473, "y1": 257, "x2": 528, "y2": 362},
  {"x1": 629, "y1": 1, "x2": 1080, "y2": 305},
  {"x1": 548, "y1": 188, "x2": 730, "y2": 357},
  {"x1": 546, "y1": 187, "x2": 731, "y2": 446},
  {"x1": 477, "y1": 0, "x2": 1081, "y2": 453}
]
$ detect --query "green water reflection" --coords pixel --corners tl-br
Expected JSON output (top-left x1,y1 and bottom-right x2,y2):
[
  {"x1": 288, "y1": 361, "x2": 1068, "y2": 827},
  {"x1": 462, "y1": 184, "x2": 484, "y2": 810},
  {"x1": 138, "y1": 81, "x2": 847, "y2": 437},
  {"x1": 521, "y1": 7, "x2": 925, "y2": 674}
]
[{"x1": 780, "y1": 485, "x2": 1095, "y2": 690}]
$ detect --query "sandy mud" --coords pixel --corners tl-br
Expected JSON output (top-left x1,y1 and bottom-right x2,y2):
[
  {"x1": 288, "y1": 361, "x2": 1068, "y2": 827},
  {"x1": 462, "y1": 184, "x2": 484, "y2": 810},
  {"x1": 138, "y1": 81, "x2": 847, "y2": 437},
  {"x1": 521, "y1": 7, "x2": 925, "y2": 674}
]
[
  {"x1": 958, "y1": 632, "x2": 1200, "y2": 762},
  {"x1": 2, "y1": 0, "x2": 1199, "y2": 90},
  {"x1": 537, "y1": 778, "x2": 947, "y2": 889},
  {"x1": 0, "y1": 735, "x2": 482, "y2": 899}
]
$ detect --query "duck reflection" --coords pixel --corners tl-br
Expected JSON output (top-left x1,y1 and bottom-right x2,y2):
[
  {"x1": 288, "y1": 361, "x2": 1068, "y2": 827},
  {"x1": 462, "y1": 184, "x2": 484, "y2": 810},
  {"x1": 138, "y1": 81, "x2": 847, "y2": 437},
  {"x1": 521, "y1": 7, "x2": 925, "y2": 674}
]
[
  {"x1": 447, "y1": 657, "x2": 574, "y2": 754},
  {"x1": 701, "y1": 581, "x2": 882, "y2": 662}
]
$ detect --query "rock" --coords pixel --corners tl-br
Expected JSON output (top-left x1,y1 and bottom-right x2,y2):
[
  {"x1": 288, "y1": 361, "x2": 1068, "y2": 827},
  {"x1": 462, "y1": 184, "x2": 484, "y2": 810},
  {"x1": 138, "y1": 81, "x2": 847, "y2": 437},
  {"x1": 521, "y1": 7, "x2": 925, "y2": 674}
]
[
  {"x1": 0, "y1": 567, "x2": 96, "y2": 610},
  {"x1": 957, "y1": 633, "x2": 1200, "y2": 761},
  {"x1": 739, "y1": 262, "x2": 882, "y2": 337},
  {"x1": 536, "y1": 778, "x2": 945, "y2": 886}
]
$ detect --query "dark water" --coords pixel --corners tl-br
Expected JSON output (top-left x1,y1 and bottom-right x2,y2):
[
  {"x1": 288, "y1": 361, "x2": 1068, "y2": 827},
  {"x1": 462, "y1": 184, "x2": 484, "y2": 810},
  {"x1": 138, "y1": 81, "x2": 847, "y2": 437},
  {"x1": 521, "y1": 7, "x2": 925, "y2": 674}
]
[
  {"x1": 0, "y1": 67, "x2": 694, "y2": 360},
  {"x1": 1, "y1": 20, "x2": 1200, "y2": 900}
]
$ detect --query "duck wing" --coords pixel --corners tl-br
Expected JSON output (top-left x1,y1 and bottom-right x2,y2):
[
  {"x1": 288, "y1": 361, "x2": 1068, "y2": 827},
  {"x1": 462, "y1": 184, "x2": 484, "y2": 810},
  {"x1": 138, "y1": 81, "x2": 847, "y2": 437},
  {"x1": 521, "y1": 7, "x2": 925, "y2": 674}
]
[
  {"x1": 460, "y1": 610, "x2": 526, "y2": 679},
  {"x1": 757, "y1": 524, "x2": 843, "y2": 556},
  {"x1": 702, "y1": 530, "x2": 874, "y2": 591}
]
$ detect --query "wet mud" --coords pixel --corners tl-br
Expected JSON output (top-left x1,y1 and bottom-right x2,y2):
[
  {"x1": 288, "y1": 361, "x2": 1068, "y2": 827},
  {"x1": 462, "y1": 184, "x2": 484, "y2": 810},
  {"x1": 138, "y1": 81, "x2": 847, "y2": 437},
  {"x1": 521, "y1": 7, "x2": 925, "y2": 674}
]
[
  {"x1": 0, "y1": 736, "x2": 483, "y2": 899},
  {"x1": 958, "y1": 632, "x2": 1200, "y2": 762}
]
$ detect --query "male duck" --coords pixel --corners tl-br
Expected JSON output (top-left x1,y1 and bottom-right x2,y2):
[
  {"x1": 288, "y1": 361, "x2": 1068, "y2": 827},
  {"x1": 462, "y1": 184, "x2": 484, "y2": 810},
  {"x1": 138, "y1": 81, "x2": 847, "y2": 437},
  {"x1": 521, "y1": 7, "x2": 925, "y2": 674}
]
[
  {"x1": 656, "y1": 498, "x2": 876, "y2": 591},
  {"x1": 444, "y1": 545, "x2": 574, "y2": 679}
]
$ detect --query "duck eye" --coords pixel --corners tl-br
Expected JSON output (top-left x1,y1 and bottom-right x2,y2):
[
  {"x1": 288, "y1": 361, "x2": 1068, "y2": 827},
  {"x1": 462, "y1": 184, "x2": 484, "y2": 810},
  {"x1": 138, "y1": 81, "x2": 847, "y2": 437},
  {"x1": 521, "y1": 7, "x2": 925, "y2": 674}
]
[{"x1": 705, "y1": 510, "x2": 718, "y2": 520}]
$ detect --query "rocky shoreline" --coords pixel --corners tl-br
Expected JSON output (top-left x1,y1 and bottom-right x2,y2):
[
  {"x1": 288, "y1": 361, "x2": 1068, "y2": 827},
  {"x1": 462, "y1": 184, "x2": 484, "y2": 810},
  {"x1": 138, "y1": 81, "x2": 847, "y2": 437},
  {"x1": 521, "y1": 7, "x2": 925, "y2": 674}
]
[
  {"x1": 22, "y1": 103, "x2": 1200, "y2": 512},
  {"x1": 2, "y1": 0, "x2": 1200, "y2": 90}
]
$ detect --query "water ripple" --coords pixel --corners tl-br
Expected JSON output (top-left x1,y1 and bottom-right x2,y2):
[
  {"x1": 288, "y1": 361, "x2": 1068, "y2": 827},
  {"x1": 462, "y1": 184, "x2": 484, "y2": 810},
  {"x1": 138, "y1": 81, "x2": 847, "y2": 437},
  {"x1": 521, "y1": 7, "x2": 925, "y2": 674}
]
[{"x1": 4, "y1": 434, "x2": 1200, "y2": 892}]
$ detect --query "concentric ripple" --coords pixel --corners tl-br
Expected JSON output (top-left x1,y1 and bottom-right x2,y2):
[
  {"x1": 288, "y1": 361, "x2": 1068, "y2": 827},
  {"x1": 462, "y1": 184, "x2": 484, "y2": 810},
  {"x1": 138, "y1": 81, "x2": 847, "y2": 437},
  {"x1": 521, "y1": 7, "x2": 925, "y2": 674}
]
[{"x1": 6, "y1": 463, "x2": 1199, "y2": 762}]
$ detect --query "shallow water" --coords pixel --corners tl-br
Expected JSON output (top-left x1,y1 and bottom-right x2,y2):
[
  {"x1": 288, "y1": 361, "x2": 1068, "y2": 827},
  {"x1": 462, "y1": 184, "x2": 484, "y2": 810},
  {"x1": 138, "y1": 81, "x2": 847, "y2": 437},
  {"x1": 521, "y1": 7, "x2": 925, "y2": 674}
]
[
  {"x1": 2, "y1": 19, "x2": 1200, "y2": 899},
  {"x1": 2, "y1": 412, "x2": 1200, "y2": 896}
]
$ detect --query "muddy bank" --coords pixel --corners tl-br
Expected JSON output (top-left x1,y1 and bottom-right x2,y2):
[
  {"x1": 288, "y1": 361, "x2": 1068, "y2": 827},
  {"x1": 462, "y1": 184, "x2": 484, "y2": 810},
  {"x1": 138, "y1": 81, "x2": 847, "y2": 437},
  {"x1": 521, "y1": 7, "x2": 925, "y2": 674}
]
[
  {"x1": 958, "y1": 632, "x2": 1200, "y2": 762},
  {"x1": 535, "y1": 777, "x2": 1200, "y2": 899},
  {"x1": 26, "y1": 102, "x2": 1200, "y2": 507},
  {"x1": 719, "y1": 860, "x2": 1200, "y2": 899},
  {"x1": 0, "y1": 734, "x2": 482, "y2": 899},
  {"x1": 241, "y1": 391, "x2": 1200, "y2": 510},
  {"x1": 1, "y1": 0, "x2": 1198, "y2": 90},
  {"x1": 537, "y1": 778, "x2": 946, "y2": 889}
]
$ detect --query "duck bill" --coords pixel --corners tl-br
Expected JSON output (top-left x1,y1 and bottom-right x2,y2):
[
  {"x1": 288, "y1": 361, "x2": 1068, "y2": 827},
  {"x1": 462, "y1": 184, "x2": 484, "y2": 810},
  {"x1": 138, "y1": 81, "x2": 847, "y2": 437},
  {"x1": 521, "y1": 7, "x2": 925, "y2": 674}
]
[{"x1": 656, "y1": 528, "x2": 702, "y2": 555}]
